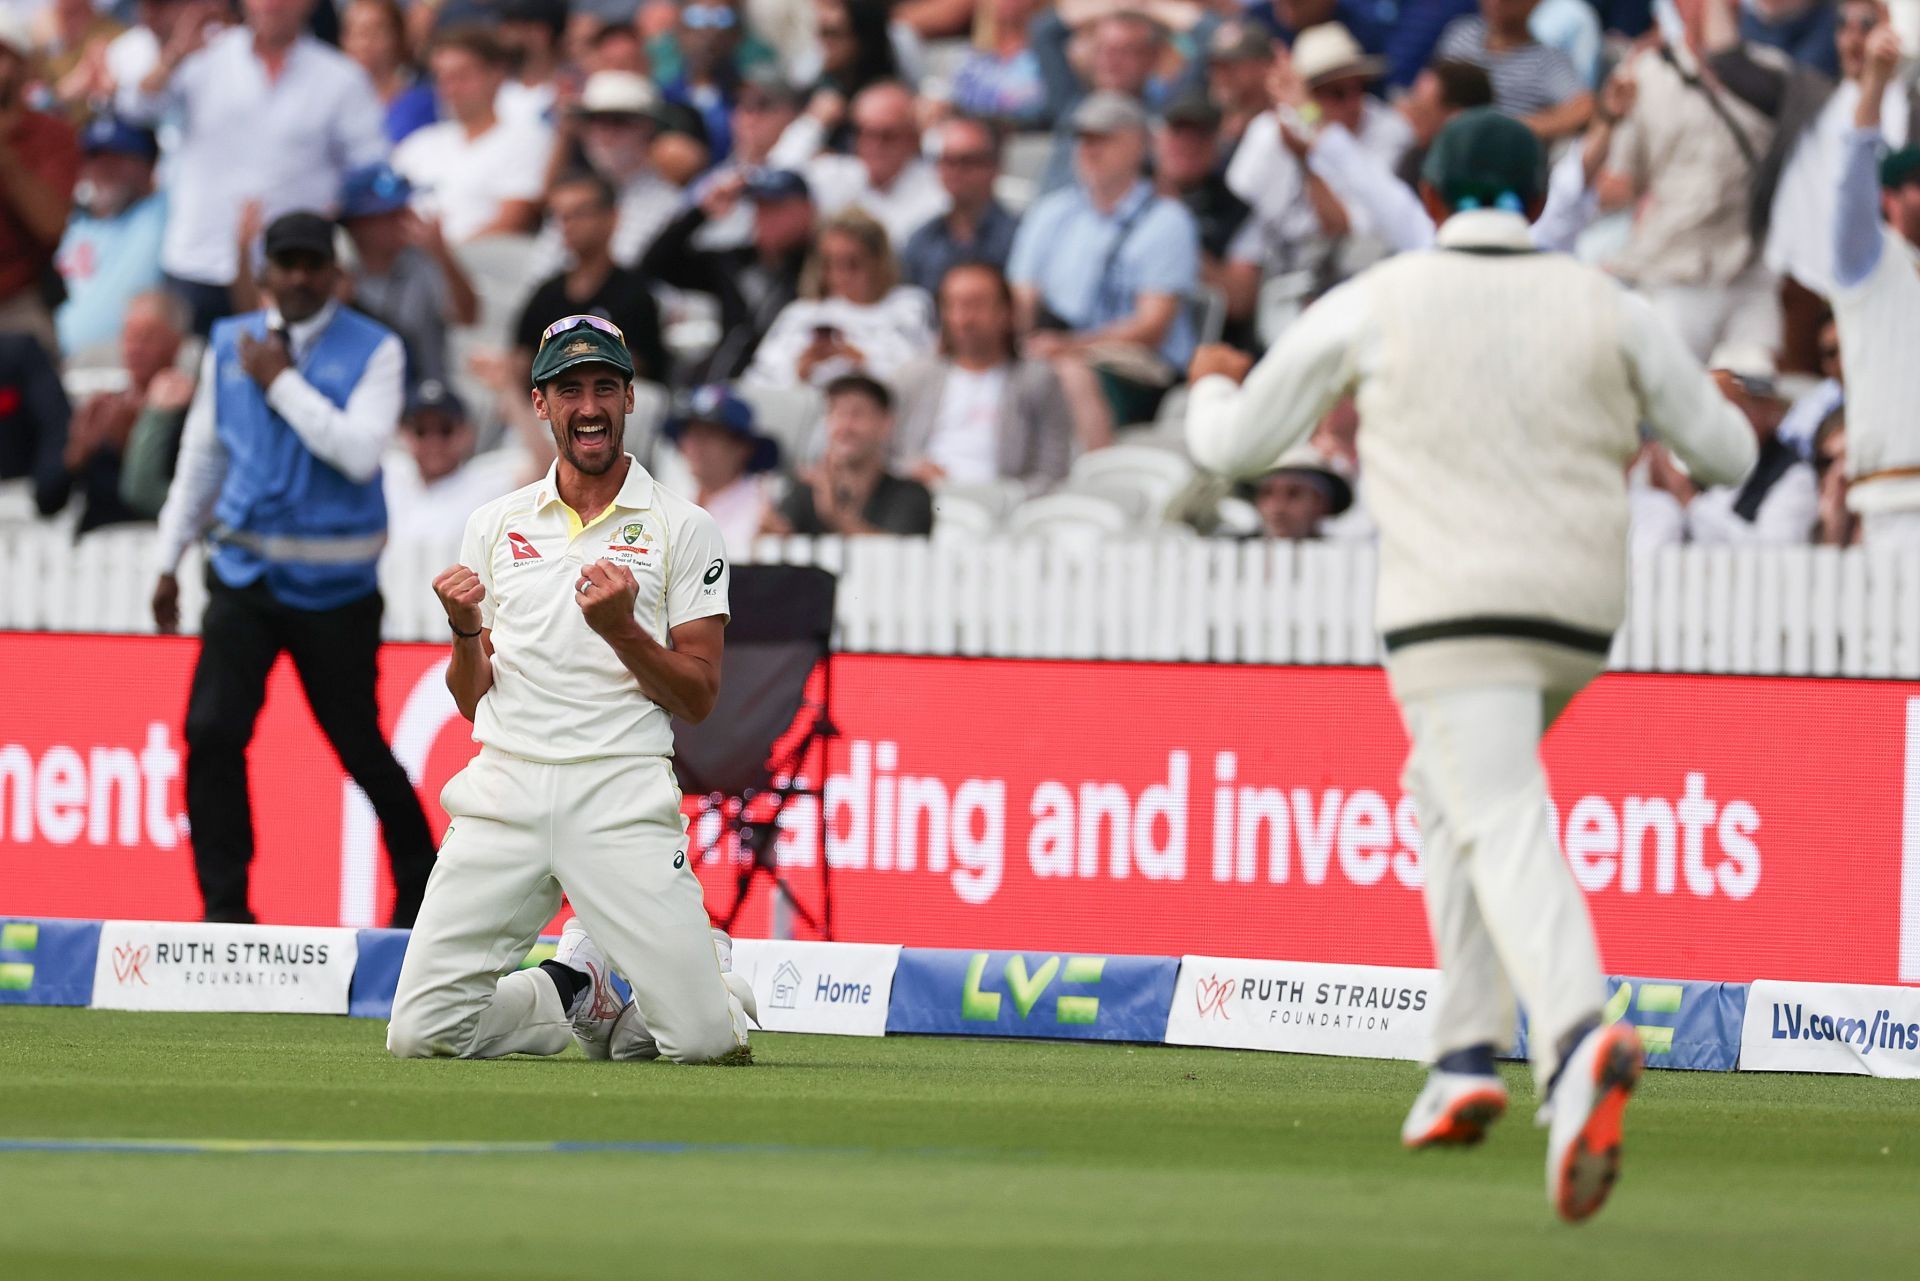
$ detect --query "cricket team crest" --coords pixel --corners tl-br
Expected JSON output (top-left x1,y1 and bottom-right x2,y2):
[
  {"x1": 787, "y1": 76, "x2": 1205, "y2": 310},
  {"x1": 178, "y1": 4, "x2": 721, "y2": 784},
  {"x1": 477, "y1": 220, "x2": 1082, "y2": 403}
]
[{"x1": 606, "y1": 519, "x2": 653, "y2": 560}]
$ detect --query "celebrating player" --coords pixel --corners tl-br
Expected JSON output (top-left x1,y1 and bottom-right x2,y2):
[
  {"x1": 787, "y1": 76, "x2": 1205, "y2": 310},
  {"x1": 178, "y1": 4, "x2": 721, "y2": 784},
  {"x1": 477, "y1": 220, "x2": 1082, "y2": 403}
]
[
  {"x1": 1184, "y1": 111, "x2": 1757, "y2": 1221},
  {"x1": 387, "y1": 314, "x2": 754, "y2": 1064}
]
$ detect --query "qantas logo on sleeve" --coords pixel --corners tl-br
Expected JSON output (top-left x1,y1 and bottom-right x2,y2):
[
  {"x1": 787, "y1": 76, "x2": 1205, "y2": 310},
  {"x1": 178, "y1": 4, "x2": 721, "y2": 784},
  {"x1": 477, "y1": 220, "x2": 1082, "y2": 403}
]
[{"x1": 506, "y1": 532, "x2": 542, "y2": 561}]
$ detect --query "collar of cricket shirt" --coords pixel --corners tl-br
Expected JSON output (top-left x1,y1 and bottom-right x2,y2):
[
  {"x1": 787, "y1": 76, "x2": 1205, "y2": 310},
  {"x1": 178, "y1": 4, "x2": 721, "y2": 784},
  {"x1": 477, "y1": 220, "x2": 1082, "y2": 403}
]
[
  {"x1": 1434, "y1": 208, "x2": 1536, "y2": 256},
  {"x1": 264, "y1": 299, "x2": 340, "y2": 360},
  {"x1": 532, "y1": 453, "x2": 656, "y2": 519}
]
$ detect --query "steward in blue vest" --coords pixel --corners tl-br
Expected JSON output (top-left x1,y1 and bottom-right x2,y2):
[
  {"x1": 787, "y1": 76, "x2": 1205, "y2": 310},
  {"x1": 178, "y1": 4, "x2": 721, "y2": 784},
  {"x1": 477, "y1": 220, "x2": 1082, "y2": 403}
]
[{"x1": 149, "y1": 211, "x2": 436, "y2": 927}]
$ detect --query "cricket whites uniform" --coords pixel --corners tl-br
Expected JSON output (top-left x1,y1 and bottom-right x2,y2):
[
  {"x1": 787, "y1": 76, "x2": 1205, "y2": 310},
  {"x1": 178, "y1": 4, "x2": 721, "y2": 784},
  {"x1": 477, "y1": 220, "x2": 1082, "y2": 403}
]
[
  {"x1": 1187, "y1": 209, "x2": 1756, "y2": 1089},
  {"x1": 387, "y1": 456, "x2": 750, "y2": 1063}
]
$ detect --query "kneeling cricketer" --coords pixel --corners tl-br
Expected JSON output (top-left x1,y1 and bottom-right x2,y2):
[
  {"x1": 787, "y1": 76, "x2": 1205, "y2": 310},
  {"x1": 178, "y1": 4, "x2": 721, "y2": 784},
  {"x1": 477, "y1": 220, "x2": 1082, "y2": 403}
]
[{"x1": 388, "y1": 315, "x2": 755, "y2": 1064}]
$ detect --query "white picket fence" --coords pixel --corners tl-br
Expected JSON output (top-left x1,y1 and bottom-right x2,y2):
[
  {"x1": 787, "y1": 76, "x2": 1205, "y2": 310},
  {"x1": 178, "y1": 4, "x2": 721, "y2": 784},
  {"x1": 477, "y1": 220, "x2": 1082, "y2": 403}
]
[{"x1": 5, "y1": 521, "x2": 1920, "y2": 678}]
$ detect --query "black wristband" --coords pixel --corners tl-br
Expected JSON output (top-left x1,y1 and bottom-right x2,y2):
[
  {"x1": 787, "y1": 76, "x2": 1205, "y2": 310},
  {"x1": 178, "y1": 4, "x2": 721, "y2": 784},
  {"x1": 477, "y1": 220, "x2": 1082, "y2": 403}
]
[{"x1": 449, "y1": 621, "x2": 483, "y2": 639}]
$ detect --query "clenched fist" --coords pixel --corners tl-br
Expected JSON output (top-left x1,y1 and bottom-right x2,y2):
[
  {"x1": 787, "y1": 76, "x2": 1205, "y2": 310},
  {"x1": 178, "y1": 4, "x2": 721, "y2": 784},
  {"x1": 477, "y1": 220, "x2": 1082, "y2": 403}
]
[
  {"x1": 576, "y1": 559, "x2": 639, "y2": 639},
  {"x1": 434, "y1": 564, "x2": 486, "y2": 636}
]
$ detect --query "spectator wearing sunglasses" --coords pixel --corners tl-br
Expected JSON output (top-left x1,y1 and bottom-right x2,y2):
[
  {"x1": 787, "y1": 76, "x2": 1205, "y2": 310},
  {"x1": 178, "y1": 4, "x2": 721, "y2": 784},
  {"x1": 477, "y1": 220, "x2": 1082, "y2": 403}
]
[
  {"x1": 384, "y1": 379, "x2": 536, "y2": 544},
  {"x1": 656, "y1": 1, "x2": 781, "y2": 157},
  {"x1": 513, "y1": 172, "x2": 671, "y2": 391},
  {"x1": 901, "y1": 117, "x2": 1020, "y2": 297}
]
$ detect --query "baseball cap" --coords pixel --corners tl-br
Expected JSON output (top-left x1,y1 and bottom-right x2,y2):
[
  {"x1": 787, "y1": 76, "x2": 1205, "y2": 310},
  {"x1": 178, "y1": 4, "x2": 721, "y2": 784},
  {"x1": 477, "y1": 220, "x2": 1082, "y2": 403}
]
[
  {"x1": 1420, "y1": 107, "x2": 1547, "y2": 212},
  {"x1": 576, "y1": 69, "x2": 664, "y2": 119},
  {"x1": 745, "y1": 168, "x2": 811, "y2": 203},
  {"x1": 529, "y1": 314, "x2": 634, "y2": 387},
  {"x1": 80, "y1": 115, "x2": 159, "y2": 161},
  {"x1": 665, "y1": 384, "x2": 780, "y2": 473},
  {"x1": 1207, "y1": 21, "x2": 1272, "y2": 62},
  {"x1": 1072, "y1": 91, "x2": 1149, "y2": 136},
  {"x1": 1880, "y1": 146, "x2": 1920, "y2": 189},
  {"x1": 1160, "y1": 85, "x2": 1222, "y2": 131},
  {"x1": 404, "y1": 378, "x2": 469, "y2": 422},
  {"x1": 340, "y1": 163, "x2": 413, "y2": 219},
  {"x1": 262, "y1": 211, "x2": 338, "y2": 263}
]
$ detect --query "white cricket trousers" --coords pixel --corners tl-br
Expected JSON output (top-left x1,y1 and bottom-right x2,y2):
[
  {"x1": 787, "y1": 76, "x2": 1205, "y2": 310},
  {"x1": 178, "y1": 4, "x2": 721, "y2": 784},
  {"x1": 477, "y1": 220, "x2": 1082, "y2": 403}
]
[
  {"x1": 1398, "y1": 683, "x2": 1607, "y2": 1087},
  {"x1": 387, "y1": 747, "x2": 748, "y2": 1064}
]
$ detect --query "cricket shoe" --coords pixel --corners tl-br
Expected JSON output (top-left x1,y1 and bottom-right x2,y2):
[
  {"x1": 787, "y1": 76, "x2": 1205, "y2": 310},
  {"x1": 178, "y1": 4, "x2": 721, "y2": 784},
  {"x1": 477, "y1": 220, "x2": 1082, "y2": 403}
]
[
  {"x1": 1544, "y1": 1022, "x2": 1644, "y2": 1223},
  {"x1": 553, "y1": 917, "x2": 623, "y2": 1061},
  {"x1": 1400, "y1": 1071, "x2": 1509, "y2": 1148}
]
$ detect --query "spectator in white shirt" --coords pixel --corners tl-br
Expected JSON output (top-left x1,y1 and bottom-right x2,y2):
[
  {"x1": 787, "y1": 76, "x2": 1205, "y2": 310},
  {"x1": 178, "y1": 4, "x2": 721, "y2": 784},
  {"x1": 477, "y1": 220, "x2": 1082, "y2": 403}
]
[
  {"x1": 770, "y1": 79, "x2": 949, "y2": 249},
  {"x1": 494, "y1": 0, "x2": 567, "y2": 128},
  {"x1": 393, "y1": 26, "x2": 552, "y2": 244},
  {"x1": 118, "y1": 0, "x2": 388, "y2": 335},
  {"x1": 663, "y1": 382, "x2": 781, "y2": 557},
  {"x1": 745, "y1": 205, "x2": 935, "y2": 391},
  {"x1": 382, "y1": 379, "x2": 536, "y2": 545},
  {"x1": 1683, "y1": 344, "x2": 1818, "y2": 544},
  {"x1": 529, "y1": 70, "x2": 682, "y2": 275}
]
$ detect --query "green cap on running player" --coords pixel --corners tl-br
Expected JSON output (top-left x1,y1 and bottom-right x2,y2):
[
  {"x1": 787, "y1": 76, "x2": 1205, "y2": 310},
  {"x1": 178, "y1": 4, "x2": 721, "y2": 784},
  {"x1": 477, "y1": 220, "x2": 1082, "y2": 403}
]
[
  {"x1": 529, "y1": 314, "x2": 635, "y2": 388},
  {"x1": 1421, "y1": 107, "x2": 1548, "y2": 214}
]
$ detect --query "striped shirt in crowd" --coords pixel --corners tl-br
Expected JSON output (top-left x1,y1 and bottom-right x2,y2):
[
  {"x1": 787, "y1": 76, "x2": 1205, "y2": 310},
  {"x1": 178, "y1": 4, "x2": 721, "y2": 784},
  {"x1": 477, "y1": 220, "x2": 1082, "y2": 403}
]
[{"x1": 1434, "y1": 18, "x2": 1585, "y2": 119}]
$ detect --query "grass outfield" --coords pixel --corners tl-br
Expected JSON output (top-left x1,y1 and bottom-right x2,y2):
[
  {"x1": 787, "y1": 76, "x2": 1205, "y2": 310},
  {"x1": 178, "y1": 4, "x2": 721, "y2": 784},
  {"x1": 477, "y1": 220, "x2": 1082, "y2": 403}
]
[{"x1": 1, "y1": 1009, "x2": 1914, "y2": 1280}]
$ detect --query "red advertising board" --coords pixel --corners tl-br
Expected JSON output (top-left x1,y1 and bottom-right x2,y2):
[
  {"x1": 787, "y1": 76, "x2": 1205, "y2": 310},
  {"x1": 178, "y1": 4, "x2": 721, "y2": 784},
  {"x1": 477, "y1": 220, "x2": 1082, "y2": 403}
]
[{"x1": 2, "y1": 634, "x2": 1915, "y2": 985}]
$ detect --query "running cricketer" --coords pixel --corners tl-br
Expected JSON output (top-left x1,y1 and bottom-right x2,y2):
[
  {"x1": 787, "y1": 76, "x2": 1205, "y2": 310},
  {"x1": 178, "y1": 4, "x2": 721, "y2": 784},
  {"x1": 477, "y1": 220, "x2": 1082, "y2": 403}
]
[
  {"x1": 387, "y1": 315, "x2": 753, "y2": 1064},
  {"x1": 1185, "y1": 111, "x2": 1757, "y2": 1221}
]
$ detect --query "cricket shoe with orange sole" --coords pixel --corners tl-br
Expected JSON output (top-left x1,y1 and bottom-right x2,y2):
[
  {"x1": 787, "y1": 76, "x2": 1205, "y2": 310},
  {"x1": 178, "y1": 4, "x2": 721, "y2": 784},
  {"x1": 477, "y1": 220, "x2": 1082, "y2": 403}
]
[
  {"x1": 1544, "y1": 1022, "x2": 1645, "y2": 1223},
  {"x1": 1401, "y1": 1070, "x2": 1510, "y2": 1148}
]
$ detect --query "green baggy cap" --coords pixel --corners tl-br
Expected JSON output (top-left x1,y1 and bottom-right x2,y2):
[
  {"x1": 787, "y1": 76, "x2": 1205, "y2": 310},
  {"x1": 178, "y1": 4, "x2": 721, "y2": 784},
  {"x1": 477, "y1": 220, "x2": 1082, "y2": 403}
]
[
  {"x1": 529, "y1": 317, "x2": 635, "y2": 388},
  {"x1": 1421, "y1": 107, "x2": 1548, "y2": 213}
]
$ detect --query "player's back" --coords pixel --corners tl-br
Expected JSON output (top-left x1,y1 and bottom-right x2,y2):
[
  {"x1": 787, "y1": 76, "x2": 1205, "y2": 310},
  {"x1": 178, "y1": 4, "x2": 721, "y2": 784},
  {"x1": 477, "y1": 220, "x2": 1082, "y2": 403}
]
[{"x1": 1350, "y1": 234, "x2": 1643, "y2": 644}]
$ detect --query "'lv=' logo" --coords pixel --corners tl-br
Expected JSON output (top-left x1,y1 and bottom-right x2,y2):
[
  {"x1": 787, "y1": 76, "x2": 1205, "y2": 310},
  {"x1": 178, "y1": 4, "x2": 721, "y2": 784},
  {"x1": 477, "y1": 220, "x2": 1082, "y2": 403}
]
[{"x1": 961, "y1": 953, "x2": 1105, "y2": 1025}]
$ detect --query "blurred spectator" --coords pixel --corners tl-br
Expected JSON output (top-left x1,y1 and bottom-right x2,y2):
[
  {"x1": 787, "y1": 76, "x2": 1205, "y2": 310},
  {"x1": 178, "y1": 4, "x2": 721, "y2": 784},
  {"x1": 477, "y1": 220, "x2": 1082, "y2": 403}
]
[
  {"x1": 393, "y1": 27, "x2": 550, "y2": 243},
  {"x1": 659, "y1": 0, "x2": 746, "y2": 162},
  {"x1": 117, "y1": 309, "x2": 199, "y2": 519},
  {"x1": 494, "y1": 0, "x2": 568, "y2": 127},
  {"x1": 1035, "y1": 8, "x2": 1197, "y2": 194},
  {"x1": 119, "y1": 0, "x2": 388, "y2": 337},
  {"x1": 1528, "y1": 0, "x2": 1602, "y2": 88},
  {"x1": 0, "y1": 332, "x2": 71, "y2": 516},
  {"x1": 773, "y1": 371, "x2": 933, "y2": 535},
  {"x1": 799, "y1": 0, "x2": 901, "y2": 153},
  {"x1": 0, "y1": 11, "x2": 80, "y2": 353},
  {"x1": 55, "y1": 115, "x2": 166, "y2": 359},
  {"x1": 1242, "y1": 443, "x2": 1354, "y2": 539},
  {"x1": 1396, "y1": 56, "x2": 1493, "y2": 184},
  {"x1": 1206, "y1": 20, "x2": 1275, "y2": 160},
  {"x1": 901, "y1": 115, "x2": 1018, "y2": 296},
  {"x1": 337, "y1": 163, "x2": 479, "y2": 391},
  {"x1": 1778, "y1": 316, "x2": 1842, "y2": 457},
  {"x1": 1741, "y1": 0, "x2": 1839, "y2": 78},
  {"x1": 893, "y1": 261, "x2": 1072, "y2": 492},
  {"x1": 340, "y1": 0, "x2": 436, "y2": 145},
  {"x1": 745, "y1": 205, "x2": 934, "y2": 390},
  {"x1": 1434, "y1": 0, "x2": 1592, "y2": 139},
  {"x1": 1010, "y1": 92, "x2": 1199, "y2": 447},
  {"x1": 573, "y1": 71, "x2": 684, "y2": 266},
  {"x1": 649, "y1": 95, "x2": 716, "y2": 186},
  {"x1": 774, "y1": 79, "x2": 947, "y2": 250},
  {"x1": 663, "y1": 382, "x2": 781, "y2": 554},
  {"x1": 1766, "y1": 0, "x2": 1907, "y2": 355},
  {"x1": 685, "y1": 65, "x2": 801, "y2": 250},
  {"x1": 1830, "y1": 24, "x2": 1920, "y2": 546},
  {"x1": 512, "y1": 171, "x2": 671, "y2": 387},
  {"x1": 1812, "y1": 408, "x2": 1857, "y2": 544},
  {"x1": 1684, "y1": 345, "x2": 1817, "y2": 543},
  {"x1": 639, "y1": 166, "x2": 814, "y2": 380},
  {"x1": 59, "y1": 290, "x2": 188, "y2": 531},
  {"x1": 42, "y1": 0, "x2": 125, "y2": 120},
  {"x1": 382, "y1": 380, "x2": 534, "y2": 543},
  {"x1": 103, "y1": 0, "x2": 187, "y2": 104},
  {"x1": 1244, "y1": 0, "x2": 1394, "y2": 54},
  {"x1": 1603, "y1": 2, "x2": 1784, "y2": 359},
  {"x1": 1155, "y1": 88, "x2": 1250, "y2": 268},
  {"x1": 582, "y1": 20, "x2": 647, "y2": 78},
  {"x1": 150, "y1": 210, "x2": 434, "y2": 927},
  {"x1": 951, "y1": 0, "x2": 1050, "y2": 128}
]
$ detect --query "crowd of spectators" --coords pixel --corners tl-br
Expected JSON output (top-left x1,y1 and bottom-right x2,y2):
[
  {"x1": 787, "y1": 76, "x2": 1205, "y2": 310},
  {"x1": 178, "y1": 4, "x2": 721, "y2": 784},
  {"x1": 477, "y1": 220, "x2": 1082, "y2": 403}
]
[{"x1": 3, "y1": 0, "x2": 1919, "y2": 555}]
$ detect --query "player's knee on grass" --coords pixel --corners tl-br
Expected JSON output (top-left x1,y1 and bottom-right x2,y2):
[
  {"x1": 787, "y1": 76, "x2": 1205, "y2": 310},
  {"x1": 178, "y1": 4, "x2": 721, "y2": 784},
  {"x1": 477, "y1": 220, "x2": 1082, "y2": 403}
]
[{"x1": 386, "y1": 1016, "x2": 458, "y2": 1059}]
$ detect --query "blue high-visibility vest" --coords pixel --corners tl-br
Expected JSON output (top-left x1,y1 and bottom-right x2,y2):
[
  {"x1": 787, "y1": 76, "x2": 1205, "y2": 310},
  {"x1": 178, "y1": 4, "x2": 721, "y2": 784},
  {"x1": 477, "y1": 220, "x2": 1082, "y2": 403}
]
[{"x1": 208, "y1": 309, "x2": 391, "y2": 610}]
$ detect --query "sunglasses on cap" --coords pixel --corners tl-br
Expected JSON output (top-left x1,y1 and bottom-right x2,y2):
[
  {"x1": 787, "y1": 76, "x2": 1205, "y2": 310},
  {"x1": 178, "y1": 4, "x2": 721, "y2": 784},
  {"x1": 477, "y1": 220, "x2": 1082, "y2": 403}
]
[
  {"x1": 537, "y1": 314, "x2": 626, "y2": 351},
  {"x1": 683, "y1": 3, "x2": 737, "y2": 29}
]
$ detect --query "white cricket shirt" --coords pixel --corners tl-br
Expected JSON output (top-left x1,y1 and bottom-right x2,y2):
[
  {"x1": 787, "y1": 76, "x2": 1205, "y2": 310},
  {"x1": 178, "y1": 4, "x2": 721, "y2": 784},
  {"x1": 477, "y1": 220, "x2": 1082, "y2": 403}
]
[{"x1": 460, "y1": 456, "x2": 732, "y2": 763}]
